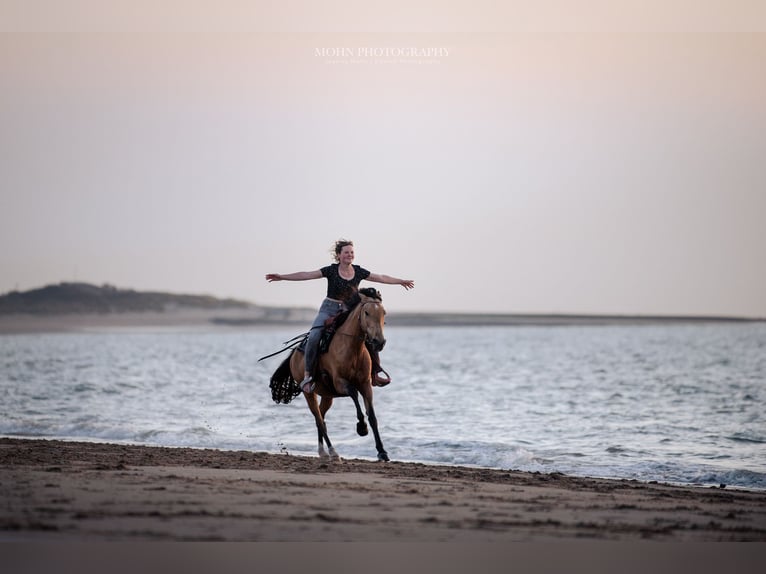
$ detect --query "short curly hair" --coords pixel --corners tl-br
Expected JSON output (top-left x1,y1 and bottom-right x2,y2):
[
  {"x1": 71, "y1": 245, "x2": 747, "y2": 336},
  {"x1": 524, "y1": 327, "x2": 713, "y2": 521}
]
[{"x1": 331, "y1": 238, "x2": 354, "y2": 262}]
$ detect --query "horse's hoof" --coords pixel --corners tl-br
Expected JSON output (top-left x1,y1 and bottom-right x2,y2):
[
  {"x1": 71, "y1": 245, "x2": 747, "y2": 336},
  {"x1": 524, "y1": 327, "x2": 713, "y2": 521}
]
[
  {"x1": 356, "y1": 422, "x2": 369, "y2": 437},
  {"x1": 319, "y1": 450, "x2": 330, "y2": 460},
  {"x1": 329, "y1": 450, "x2": 342, "y2": 462},
  {"x1": 377, "y1": 451, "x2": 390, "y2": 462}
]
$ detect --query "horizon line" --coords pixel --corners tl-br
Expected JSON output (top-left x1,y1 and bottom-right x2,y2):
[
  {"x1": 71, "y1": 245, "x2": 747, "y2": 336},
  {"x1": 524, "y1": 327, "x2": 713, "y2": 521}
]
[{"x1": 1, "y1": 280, "x2": 763, "y2": 323}]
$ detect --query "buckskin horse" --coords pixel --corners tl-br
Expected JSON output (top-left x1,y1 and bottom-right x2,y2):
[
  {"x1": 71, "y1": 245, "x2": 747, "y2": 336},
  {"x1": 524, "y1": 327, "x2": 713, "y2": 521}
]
[{"x1": 267, "y1": 289, "x2": 390, "y2": 461}]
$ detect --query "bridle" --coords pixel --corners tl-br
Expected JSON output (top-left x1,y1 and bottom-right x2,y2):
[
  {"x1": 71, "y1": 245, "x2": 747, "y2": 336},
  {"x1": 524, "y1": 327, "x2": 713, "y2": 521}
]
[{"x1": 338, "y1": 300, "x2": 384, "y2": 345}]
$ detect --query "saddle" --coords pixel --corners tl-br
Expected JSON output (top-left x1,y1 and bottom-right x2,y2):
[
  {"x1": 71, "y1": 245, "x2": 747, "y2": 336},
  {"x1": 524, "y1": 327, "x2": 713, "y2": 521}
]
[{"x1": 318, "y1": 308, "x2": 350, "y2": 354}]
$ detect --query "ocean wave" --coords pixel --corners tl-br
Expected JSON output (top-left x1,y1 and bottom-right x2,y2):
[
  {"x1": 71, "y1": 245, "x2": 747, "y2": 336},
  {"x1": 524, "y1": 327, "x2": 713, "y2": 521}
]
[
  {"x1": 2, "y1": 323, "x2": 765, "y2": 490},
  {"x1": 726, "y1": 432, "x2": 765, "y2": 444}
]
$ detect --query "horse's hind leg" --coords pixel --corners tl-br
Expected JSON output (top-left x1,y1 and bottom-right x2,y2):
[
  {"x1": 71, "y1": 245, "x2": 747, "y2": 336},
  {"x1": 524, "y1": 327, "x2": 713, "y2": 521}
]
[
  {"x1": 319, "y1": 396, "x2": 340, "y2": 460},
  {"x1": 304, "y1": 393, "x2": 338, "y2": 460}
]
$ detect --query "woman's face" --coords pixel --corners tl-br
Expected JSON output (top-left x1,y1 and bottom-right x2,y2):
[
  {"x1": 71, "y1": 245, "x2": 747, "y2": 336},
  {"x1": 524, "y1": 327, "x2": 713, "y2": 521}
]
[{"x1": 339, "y1": 245, "x2": 354, "y2": 264}]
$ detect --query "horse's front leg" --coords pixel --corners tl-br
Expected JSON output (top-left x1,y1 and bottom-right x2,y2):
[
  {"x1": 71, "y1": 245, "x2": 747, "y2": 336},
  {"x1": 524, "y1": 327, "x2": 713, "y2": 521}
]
[
  {"x1": 360, "y1": 386, "x2": 389, "y2": 462},
  {"x1": 348, "y1": 388, "x2": 369, "y2": 437}
]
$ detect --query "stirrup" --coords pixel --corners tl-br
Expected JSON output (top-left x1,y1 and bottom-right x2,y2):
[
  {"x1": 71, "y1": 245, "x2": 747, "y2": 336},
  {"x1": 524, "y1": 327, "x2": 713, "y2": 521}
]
[
  {"x1": 300, "y1": 376, "x2": 315, "y2": 393},
  {"x1": 372, "y1": 368, "x2": 391, "y2": 387}
]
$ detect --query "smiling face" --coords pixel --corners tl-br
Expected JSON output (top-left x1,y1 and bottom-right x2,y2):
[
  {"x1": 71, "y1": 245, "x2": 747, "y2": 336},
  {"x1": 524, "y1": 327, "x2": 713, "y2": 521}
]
[{"x1": 338, "y1": 244, "x2": 355, "y2": 265}]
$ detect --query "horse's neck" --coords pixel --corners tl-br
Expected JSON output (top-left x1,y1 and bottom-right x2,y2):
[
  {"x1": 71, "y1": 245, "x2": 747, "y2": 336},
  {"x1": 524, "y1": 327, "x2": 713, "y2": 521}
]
[{"x1": 335, "y1": 305, "x2": 364, "y2": 349}]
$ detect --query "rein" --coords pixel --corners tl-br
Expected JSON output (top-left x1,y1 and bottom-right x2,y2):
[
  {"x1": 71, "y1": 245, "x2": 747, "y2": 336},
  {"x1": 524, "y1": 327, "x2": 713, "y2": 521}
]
[{"x1": 256, "y1": 332, "x2": 308, "y2": 362}]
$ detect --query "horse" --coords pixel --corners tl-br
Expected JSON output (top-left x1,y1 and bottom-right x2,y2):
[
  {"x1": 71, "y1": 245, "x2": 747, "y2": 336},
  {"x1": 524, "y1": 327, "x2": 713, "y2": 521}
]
[{"x1": 268, "y1": 291, "x2": 390, "y2": 462}]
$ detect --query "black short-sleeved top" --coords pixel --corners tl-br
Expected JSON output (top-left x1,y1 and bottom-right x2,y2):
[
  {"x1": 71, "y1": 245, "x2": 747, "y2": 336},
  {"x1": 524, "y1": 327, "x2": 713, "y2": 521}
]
[{"x1": 321, "y1": 264, "x2": 371, "y2": 302}]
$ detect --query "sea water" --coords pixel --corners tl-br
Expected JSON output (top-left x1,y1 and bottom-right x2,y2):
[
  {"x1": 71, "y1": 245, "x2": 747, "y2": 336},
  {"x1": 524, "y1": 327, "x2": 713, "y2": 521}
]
[{"x1": 1, "y1": 322, "x2": 764, "y2": 490}]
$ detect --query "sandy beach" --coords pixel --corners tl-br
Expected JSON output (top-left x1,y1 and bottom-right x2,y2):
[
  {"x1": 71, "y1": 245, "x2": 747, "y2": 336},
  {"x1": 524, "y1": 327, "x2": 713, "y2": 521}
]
[{"x1": 2, "y1": 438, "x2": 765, "y2": 542}]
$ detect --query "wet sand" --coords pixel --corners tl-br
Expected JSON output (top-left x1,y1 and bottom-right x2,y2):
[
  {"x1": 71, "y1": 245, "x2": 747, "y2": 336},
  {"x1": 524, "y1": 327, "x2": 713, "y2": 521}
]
[{"x1": 2, "y1": 438, "x2": 765, "y2": 542}]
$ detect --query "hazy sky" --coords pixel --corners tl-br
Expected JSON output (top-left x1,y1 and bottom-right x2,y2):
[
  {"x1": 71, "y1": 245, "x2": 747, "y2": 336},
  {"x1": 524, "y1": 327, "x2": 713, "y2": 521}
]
[{"x1": 2, "y1": 2, "x2": 765, "y2": 317}]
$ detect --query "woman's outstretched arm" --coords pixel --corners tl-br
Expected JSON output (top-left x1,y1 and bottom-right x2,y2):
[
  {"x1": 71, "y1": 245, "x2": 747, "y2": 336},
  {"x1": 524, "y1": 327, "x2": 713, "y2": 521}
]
[
  {"x1": 366, "y1": 273, "x2": 415, "y2": 290},
  {"x1": 265, "y1": 270, "x2": 323, "y2": 282}
]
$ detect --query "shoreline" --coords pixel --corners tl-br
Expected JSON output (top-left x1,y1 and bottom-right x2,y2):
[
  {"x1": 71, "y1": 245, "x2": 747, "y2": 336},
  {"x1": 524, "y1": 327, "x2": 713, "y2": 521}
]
[
  {"x1": 4, "y1": 434, "x2": 763, "y2": 494},
  {"x1": 2, "y1": 438, "x2": 765, "y2": 541}
]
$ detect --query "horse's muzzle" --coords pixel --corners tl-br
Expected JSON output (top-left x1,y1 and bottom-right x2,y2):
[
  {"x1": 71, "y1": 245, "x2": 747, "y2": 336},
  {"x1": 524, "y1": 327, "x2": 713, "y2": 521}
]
[{"x1": 369, "y1": 337, "x2": 386, "y2": 352}]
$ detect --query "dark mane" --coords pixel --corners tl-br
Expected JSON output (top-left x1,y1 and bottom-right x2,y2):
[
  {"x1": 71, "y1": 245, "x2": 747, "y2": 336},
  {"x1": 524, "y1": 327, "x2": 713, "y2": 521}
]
[{"x1": 352, "y1": 287, "x2": 383, "y2": 306}]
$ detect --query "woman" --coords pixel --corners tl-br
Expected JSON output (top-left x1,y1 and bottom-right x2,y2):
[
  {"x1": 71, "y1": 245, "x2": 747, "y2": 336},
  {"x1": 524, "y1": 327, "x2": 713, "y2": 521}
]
[{"x1": 265, "y1": 239, "x2": 414, "y2": 392}]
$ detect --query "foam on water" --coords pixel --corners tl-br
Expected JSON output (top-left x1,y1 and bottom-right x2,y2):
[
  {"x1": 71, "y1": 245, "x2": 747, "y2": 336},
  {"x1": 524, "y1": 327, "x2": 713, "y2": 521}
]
[{"x1": 1, "y1": 323, "x2": 765, "y2": 490}]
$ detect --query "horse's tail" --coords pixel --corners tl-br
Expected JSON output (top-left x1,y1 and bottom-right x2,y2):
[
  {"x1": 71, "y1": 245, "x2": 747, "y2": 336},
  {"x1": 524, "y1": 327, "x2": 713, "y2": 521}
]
[{"x1": 269, "y1": 351, "x2": 301, "y2": 404}]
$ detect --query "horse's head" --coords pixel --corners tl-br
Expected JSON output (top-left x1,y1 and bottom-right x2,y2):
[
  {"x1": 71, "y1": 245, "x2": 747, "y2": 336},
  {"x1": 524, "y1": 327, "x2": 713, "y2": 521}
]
[{"x1": 358, "y1": 295, "x2": 386, "y2": 352}]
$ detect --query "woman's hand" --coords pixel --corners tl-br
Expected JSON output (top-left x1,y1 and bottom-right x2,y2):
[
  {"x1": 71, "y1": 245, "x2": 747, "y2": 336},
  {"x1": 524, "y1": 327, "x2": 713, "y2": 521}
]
[{"x1": 265, "y1": 274, "x2": 282, "y2": 282}]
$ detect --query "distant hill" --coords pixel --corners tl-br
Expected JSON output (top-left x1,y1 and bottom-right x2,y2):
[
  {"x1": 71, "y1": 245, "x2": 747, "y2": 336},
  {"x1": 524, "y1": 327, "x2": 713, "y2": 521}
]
[
  {"x1": 1, "y1": 282, "x2": 759, "y2": 327},
  {"x1": 0, "y1": 282, "x2": 254, "y2": 315}
]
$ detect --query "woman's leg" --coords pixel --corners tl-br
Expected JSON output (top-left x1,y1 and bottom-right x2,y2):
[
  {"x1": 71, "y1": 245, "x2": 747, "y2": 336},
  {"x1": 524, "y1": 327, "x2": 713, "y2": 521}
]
[
  {"x1": 367, "y1": 346, "x2": 392, "y2": 386},
  {"x1": 303, "y1": 322, "x2": 324, "y2": 381}
]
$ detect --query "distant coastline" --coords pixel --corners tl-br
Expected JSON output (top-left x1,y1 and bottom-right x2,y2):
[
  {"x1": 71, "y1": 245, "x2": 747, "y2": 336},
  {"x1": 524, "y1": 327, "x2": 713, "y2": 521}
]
[
  {"x1": 0, "y1": 282, "x2": 762, "y2": 334},
  {"x1": 383, "y1": 312, "x2": 762, "y2": 327}
]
